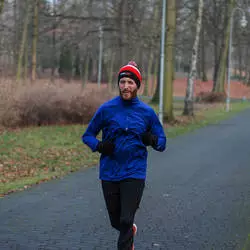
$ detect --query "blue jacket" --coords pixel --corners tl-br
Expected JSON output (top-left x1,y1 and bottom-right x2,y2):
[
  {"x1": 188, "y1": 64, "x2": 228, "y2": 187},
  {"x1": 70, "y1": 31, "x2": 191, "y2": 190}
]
[{"x1": 82, "y1": 96, "x2": 167, "y2": 181}]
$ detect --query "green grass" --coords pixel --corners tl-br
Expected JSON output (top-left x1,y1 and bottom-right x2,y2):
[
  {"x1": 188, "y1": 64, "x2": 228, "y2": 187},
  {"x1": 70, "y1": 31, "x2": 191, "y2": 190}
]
[
  {"x1": 0, "y1": 125, "x2": 100, "y2": 195},
  {"x1": 243, "y1": 234, "x2": 250, "y2": 250},
  {"x1": 0, "y1": 101, "x2": 249, "y2": 196},
  {"x1": 166, "y1": 102, "x2": 250, "y2": 138}
]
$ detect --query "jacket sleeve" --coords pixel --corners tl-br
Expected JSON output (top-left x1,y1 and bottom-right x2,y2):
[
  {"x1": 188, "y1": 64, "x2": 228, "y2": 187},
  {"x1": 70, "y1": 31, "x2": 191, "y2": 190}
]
[
  {"x1": 81, "y1": 106, "x2": 104, "y2": 152},
  {"x1": 149, "y1": 109, "x2": 167, "y2": 152}
]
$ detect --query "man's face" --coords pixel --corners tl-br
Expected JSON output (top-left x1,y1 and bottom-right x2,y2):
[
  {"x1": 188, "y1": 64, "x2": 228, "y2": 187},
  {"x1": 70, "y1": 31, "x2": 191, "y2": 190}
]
[{"x1": 119, "y1": 77, "x2": 138, "y2": 100}]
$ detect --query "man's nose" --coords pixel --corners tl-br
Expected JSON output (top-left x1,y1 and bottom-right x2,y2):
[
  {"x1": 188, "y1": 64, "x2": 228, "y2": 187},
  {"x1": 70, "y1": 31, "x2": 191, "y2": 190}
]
[{"x1": 124, "y1": 82, "x2": 129, "y2": 88}]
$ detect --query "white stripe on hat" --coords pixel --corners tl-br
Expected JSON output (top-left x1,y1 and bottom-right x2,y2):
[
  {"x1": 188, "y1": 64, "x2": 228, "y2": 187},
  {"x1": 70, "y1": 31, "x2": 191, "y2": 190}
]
[{"x1": 127, "y1": 65, "x2": 141, "y2": 76}]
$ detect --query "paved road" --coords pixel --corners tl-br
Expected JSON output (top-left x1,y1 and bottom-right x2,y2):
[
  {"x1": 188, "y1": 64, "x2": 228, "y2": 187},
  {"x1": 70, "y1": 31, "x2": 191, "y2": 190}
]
[{"x1": 1, "y1": 109, "x2": 250, "y2": 250}]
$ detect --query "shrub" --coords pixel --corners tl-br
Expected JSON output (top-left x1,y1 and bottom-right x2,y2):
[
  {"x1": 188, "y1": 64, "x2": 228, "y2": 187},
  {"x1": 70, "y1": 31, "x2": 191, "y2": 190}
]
[
  {"x1": 196, "y1": 91, "x2": 226, "y2": 103},
  {"x1": 0, "y1": 81, "x2": 113, "y2": 128}
]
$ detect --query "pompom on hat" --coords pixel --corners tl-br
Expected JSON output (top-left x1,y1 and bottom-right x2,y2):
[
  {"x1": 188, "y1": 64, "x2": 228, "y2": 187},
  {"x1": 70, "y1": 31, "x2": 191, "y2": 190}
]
[{"x1": 118, "y1": 61, "x2": 142, "y2": 88}]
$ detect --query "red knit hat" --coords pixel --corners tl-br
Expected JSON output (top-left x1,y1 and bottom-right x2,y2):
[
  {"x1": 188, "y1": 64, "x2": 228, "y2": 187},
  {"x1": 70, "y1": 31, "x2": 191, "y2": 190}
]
[{"x1": 118, "y1": 61, "x2": 142, "y2": 88}]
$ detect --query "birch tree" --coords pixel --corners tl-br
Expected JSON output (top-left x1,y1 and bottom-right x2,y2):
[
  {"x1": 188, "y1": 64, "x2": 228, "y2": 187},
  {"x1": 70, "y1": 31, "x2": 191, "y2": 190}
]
[{"x1": 183, "y1": 0, "x2": 204, "y2": 116}]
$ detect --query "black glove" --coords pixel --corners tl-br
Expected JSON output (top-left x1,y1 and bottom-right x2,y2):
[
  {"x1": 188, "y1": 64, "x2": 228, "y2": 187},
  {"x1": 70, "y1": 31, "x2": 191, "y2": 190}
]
[
  {"x1": 97, "y1": 141, "x2": 115, "y2": 155},
  {"x1": 142, "y1": 132, "x2": 158, "y2": 147}
]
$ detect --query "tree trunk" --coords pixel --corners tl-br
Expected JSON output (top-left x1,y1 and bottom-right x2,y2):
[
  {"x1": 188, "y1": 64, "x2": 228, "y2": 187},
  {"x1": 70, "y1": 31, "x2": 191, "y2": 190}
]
[
  {"x1": 84, "y1": 53, "x2": 89, "y2": 86},
  {"x1": 183, "y1": 0, "x2": 204, "y2": 116},
  {"x1": 145, "y1": 1, "x2": 160, "y2": 96},
  {"x1": 108, "y1": 52, "x2": 115, "y2": 92},
  {"x1": 24, "y1": 41, "x2": 28, "y2": 80},
  {"x1": 201, "y1": 19, "x2": 207, "y2": 82},
  {"x1": 51, "y1": 0, "x2": 57, "y2": 82},
  {"x1": 214, "y1": 0, "x2": 235, "y2": 93},
  {"x1": 0, "y1": 0, "x2": 4, "y2": 14},
  {"x1": 126, "y1": 0, "x2": 135, "y2": 60},
  {"x1": 153, "y1": 56, "x2": 159, "y2": 95},
  {"x1": 212, "y1": 38, "x2": 219, "y2": 88},
  {"x1": 163, "y1": 0, "x2": 176, "y2": 122},
  {"x1": 213, "y1": 46, "x2": 224, "y2": 91},
  {"x1": 17, "y1": 0, "x2": 31, "y2": 81},
  {"x1": 31, "y1": 0, "x2": 39, "y2": 82},
  {"x1": 118, "y1": 0, "x2": 126, "y2": 65},
  {"x1": 13, "y1": 0, "x2": 18, "y2": 72},
  {"x1": 91, "y1": 59, "x2": 97, "y2": 82},
  {"x1": 71, "y1": 46, "x2": 75, "y2": 80},
  {"x1": 244, "y1": 45, "x2": 249, "y2": 84},
  {"x1": 151, "y1": 55, "x2": 160, "y2": 103},
  {"x1": 212, "y1": 2, "x2": 228, "y2": 91},
  {"x1": 237, "y1": 36, "x2": 242, "y2": 80},
  {"x1": 145, "y1": 54, "x2": 153, "y2": 96}
]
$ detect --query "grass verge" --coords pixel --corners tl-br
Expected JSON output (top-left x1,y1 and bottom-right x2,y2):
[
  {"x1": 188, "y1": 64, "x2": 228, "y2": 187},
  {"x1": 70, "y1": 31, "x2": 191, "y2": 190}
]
[
  {"x1": 0, "y1": 102, "x2": 250, "y2": 196},
  {"x1": 166, "y1": 102, "x2": 250, "y2": 138},
  {"x1": 243, "y1": 234, "x2": 250, "y2": 250}
]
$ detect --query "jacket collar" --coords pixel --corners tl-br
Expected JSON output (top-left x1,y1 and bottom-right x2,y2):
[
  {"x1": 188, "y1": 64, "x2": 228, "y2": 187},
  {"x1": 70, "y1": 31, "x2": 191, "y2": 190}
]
[{"x1": 118, "y1": 96, "x2": 139, "y2": 105}]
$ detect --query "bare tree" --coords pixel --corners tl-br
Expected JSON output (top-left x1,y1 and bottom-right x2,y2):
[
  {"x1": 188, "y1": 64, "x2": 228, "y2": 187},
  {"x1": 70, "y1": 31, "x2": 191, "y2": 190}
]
[{"x1": 183, "y1": 0, "x2": 204, "y2": 116}]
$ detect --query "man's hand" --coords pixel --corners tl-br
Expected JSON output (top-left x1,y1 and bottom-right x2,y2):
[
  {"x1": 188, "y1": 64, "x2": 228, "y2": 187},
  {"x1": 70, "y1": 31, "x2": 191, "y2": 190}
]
[
  {"x1": 141, "y1": 132, "x2": 158, "y2": 147},
  {"x1": 97, "y1": 141, "x2": 115, "y2": 155}
]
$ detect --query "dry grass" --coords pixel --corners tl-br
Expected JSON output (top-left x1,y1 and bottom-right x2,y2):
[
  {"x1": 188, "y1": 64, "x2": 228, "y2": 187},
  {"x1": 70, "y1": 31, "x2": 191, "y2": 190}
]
[
  {"x1": 196, "y1": 91, "x2": 226, "y2": 103},
  {"x1": 0, "y1": 78, "x2": 113, "y2": 128}
]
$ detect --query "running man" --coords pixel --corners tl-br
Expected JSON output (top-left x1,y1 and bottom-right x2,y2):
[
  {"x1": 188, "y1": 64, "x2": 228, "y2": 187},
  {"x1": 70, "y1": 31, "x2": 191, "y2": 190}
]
[{"x1": 82, "y1": 61, "x2": 167, "y2": 250}]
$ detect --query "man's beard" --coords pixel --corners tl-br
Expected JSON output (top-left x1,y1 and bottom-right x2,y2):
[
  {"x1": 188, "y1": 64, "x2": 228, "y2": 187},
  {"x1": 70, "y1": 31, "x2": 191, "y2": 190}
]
[{"x1": 119, "y1": 89, "x2": 137, "y2": 100}]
